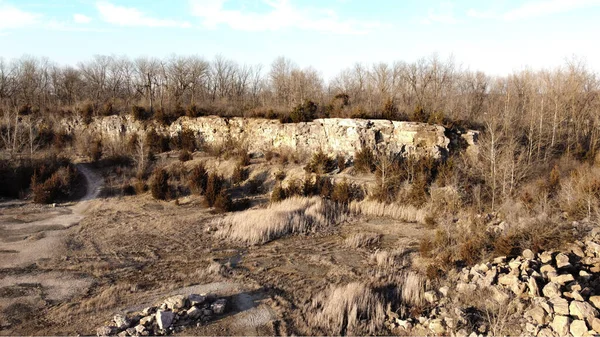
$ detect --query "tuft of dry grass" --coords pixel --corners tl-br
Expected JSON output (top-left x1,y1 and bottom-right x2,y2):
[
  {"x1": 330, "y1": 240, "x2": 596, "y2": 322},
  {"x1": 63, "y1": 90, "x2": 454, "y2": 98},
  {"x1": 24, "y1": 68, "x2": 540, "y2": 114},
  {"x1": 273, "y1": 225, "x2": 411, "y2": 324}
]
[
  {"x1": 344, "y1": 232, "x2": 381, "y2": 249},
  {"x1": 349, "y1": 200, "x2": 426, "y2": 223},
  {"x1": 369, "y1": 250, "x2": 395, "y2": 267},
  {"x1": 216, "y1": 196, "x2": 346, "y2": 245},
  {"x1": 306, "y1": 282, "x2": 385, "y2": 336}
]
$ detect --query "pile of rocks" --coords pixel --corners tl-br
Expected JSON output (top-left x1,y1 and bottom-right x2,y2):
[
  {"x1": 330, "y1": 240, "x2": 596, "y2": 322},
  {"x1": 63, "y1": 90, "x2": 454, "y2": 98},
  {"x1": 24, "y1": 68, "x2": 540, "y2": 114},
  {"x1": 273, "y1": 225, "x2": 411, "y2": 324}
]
[
  {"x1": 388, "y1": 230, "x2": 600, "y2": 336},
  {"x1": 96, "y1": 294, "x2": 227, "y2": 336}
]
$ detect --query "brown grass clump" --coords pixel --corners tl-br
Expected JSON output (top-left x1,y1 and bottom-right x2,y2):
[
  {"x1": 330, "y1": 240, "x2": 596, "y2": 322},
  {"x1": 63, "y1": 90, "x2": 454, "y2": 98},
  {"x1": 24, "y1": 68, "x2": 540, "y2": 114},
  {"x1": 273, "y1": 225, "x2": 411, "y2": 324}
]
[
  {"x1": 349, "y1": 200, "x2": 426, "y2": 223},
  {"x1": 216, "y1": 196, "x2": 345, "y2": 245},
  {"x1": 344, "y1": 232, "x2": 381, "y2": 248},
  {"x1": 306, "y1": 282, "x2": 385, "y2": 336},
  {"x1": 150, "y1": 167, "x2": 170, "y2": 200}
]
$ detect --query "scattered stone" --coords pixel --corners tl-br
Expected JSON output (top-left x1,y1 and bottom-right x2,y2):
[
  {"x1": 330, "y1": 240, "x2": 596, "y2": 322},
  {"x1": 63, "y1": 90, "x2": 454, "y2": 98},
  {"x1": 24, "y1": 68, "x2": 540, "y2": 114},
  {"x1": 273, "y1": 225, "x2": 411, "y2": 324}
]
[
  {"x1": 550, "y1": 315, "x2": 571, "y2": 336},
  {"x1": 591, "y1": 318, "x2": 600, "y2": 334},
  {"x1": 539, "y1": 251, "x2": 553, "y2": 264},
  {"x1": 540, "y1": 264, "x2": 556, "y2": 276},
  {"x1": 140, "y1": 315, "x2": 154, "y2": 326},
  {"x1": 528, "y1": 277, "x2": 540, "y2": 296},
  {"x1": 428, "y1": 319, "x2": 445, "y2": 335},
  {"x1": 156, "y1": 310, "x2": 175, "y2": 330},
  {"x1": 117, "y1": 331, "x2": 128, "y2": 337},
  {"x1": 125, "y1": 327, "x2": 136, "y2": 336},
  {"x1": 456, "y1": 282, "x2": 477, "y2": 294},
  {"x1": 556, "y1": 253, "x2": 571, "y2": 269},
  {"x1": 550, "y1": 297, "x2": 570, "y2": 316},
  {"x1": 186, "y1": 306, "x2": 202, "y2": 320},
  {"x1": 113, "y1": 314, "x2": 130, "y2": 330},
  {"x1": 439, "y1": 286, "x2": 450, "y2": 297},
  {"x1": 491, "y1": 286, "x2": 510, "y2": 304},
  {"x1": 537, "y1": 327, "x2": 554, "y2": 337},
  {"x1": 96, "y1": 326, "x2": 115, "y2": 337},
  {"x1": 571, "y1": 245, "x2": 586, "y2": 258},
  {"x1": 586, "y1": 241, "x2": 600, "y2": 256},
  {"x1": 570, "y1": 320, "x2": 588, "y2": 337},
  {"x1": 396, "y1": 319, "x2": 412, "y2": 330},
  {"x1": 164, "y1": 295, "x2": 187, "y2": 310},
  {"x1": 550, "y1": 273, "x2": 574, "y2": 285},
  {"x1": 211, "y1": 299, "x2": 227, "y2": 315},
  {"x1": 135, "y1": 325, "x2": 146, "y2": 334},
  {"x1": 542, "y1": 282, "x2": 562, "y2": 298},
  {"x1": 523, "y1": 249, "x2": 535, "y2": 260},
  {"x1": 525, "y1": 306, "x2": 548, "y2": 325},
  {"x1": 570, "y1": 301, "x2": 599, "y2": 322},
  {"x1": 589, "y1": 296, "x2": 600, "y2": 310},
  {"x1": 188, "y1": 294, "x2": 206, "y2": 306}
]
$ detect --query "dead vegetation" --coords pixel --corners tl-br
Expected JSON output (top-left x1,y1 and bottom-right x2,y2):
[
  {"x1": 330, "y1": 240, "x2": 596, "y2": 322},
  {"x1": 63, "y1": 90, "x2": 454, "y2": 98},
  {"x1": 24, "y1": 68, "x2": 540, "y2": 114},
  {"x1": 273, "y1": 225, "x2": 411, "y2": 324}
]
[{"x1": 216, "y1": 196, "x2": 346, "y2": 245}]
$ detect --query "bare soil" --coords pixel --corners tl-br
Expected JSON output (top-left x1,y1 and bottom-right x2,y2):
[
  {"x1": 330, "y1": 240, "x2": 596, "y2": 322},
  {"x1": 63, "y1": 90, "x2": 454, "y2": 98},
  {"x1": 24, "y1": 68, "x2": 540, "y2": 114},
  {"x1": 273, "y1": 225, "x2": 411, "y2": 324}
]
[{"x1": 0, "y1": 160, "x2": 429, "y2": 336}]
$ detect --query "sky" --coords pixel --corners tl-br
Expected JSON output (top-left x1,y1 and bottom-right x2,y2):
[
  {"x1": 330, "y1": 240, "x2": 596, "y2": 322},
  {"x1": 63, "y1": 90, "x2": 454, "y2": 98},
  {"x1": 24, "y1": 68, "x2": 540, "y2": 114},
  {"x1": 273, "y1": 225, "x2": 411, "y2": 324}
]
[{"x1": 1, "y1": 0, "x2": 599, "y2": 79}]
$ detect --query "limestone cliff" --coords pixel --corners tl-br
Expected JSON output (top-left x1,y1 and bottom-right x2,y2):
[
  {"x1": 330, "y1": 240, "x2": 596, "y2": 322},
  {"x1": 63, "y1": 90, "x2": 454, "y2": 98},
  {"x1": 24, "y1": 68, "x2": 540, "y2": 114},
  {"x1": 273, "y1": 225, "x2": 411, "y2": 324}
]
[{"x1": 64, "y1": 115, "x2": 477, "y2": 159}]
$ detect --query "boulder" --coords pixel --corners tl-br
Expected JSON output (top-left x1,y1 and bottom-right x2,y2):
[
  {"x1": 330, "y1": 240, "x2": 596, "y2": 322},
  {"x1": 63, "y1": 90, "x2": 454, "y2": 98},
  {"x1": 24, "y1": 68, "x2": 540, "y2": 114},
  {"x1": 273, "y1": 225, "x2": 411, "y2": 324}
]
[
  {"x1": 428, "y1": 319, "x2": 446, "y2": 335},
  {"x1": 550, "y1": 315, "x2": 571, "y2": 336},
  {"x1": 589, "y1": 296, "x2": 600, "y2": 310},
  {"x1": 555, "y1": 253, "x2": 571, "y2": 269},
  {"x1": 140, "y1": 315, "x2": 154, "y2": 326},
  {"x1": 113, "y1": 314, "x2": 130, "y2": 330},
  {"x1": 211, "y1": 299, "x2": 227, "y2": 315},
  {"x1": 525, "y1": 306, "x2": 548, "y2": 325},
  {"x1": 540, "y1": 264, "x2": 557, "y2": 276},
  {"x1": 550, "y1": 273, "x2": 575, "y2": 285},
  {"x1": 164, "y1": 294, "x2": 187, "y2": 310},
  {"x1": 542, "y1": 282, "x2": 562, "y2": 298},
  {"x1": 570, "y1": 301, "x2": 599, "y2": 322},
  {"x1": 591, "y1": 317, "x2": 600, "y2": 334},
  {"x1": 439, "y1": 286, "x2": 450, "y2": 297},
  {"x1": 570, "y1": 320, "x2": 588, "y2": 337},
  {"x1": 586, "y1": 241, "x2": 600, "y2": 256},
  {"x1": 96, "y1": 326, "x2": 115, "y2": 337},
  {"x1": 550, "y1": 297, "x2": 570, "y2": 316},
  {"x1": 539, "y1": 251, "x2": 553, "y2": 264},
  {"x1": 522, "y1": 249, "x2": 535, "y2": 260},
  {"x1": 188, "y1": 294, "x2": 206, "y2": 306},
  {"x1": 186, "y1": 306, "x2": 202, "y2": 320},
  {"x1": 528, "y1": 277, "x2": 540, "y2": 297},
  {"x1": 498, "y1": 274, "x2": 519, "y2": 287},
  {"x1": 156, "y1": 310, "x2": 175, "y2": 330}
]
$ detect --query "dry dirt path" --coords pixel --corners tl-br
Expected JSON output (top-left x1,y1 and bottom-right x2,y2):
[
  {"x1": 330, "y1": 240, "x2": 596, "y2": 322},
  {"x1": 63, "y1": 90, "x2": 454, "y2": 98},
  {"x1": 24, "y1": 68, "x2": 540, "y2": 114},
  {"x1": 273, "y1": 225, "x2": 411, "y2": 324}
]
[{"x1": 0, "y1": 164, "x2": 103, "y2": 332}]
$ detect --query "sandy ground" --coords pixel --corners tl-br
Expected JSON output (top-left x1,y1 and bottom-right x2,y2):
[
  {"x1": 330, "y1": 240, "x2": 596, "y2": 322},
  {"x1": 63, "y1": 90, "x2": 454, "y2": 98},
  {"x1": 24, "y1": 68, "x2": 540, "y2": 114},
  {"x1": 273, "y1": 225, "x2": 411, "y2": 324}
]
[{"x1": 0, "y1": 159, "x2": 427, "y2": 335}]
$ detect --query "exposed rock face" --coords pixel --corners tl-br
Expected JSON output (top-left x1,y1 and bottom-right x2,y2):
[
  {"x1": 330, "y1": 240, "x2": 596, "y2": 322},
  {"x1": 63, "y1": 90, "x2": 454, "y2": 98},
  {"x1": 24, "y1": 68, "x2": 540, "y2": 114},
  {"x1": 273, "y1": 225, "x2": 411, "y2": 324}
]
[{"x1": 65, "y1": 115, "x2": 468, "y2": 159}]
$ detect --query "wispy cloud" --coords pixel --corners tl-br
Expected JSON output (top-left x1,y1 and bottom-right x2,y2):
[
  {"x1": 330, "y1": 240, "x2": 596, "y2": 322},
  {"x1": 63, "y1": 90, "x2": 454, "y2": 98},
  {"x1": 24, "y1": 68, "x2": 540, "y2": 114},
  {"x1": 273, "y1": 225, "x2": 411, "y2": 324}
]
[
  {"x1": 96, "y1": 1, "x2": 191, "y2": 28},
  {"x1": 421, "y1": 2, "x2": 459, "y2": 25},
  {"x1": 189, "y1": 0, "x2": 382, "y2": 35},
  {"x1": 74, "y1": 13, "x2": 92, "y2": 24},
  {"x1": 468, "y1": 0, "x2": 600, "y2": 21},
  {"x1": 0, "y1": 1, "x2": 41, "y2": 31}
]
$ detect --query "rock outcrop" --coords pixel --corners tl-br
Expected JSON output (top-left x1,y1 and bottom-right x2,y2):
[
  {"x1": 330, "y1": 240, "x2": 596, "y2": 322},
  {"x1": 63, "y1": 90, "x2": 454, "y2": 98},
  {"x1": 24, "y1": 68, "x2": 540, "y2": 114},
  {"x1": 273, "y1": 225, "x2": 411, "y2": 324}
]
[{"x1": 64, "y1": 115, "x2": 474, "y2": 159}]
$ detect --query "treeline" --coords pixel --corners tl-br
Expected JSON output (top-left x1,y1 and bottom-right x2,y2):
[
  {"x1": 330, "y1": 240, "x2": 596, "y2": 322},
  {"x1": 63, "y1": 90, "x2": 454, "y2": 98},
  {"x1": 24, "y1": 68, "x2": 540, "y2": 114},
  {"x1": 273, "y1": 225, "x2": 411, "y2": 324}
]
[{"x1": 1, "y1": 54, "x2": 600, "y2": 212}]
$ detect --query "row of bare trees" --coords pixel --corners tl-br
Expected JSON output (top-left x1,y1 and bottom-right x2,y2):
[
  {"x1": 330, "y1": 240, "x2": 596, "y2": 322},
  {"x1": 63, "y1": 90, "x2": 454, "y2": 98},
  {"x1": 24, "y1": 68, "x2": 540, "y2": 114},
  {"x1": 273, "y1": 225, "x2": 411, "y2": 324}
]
[{"x1": 1, "y1": 53, "x2": 600, "y2": 208}]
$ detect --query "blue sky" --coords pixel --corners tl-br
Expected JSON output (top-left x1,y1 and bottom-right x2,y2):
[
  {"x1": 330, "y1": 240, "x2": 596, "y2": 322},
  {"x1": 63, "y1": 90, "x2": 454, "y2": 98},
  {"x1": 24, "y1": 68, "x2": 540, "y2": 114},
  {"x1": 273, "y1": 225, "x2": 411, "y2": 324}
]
[{"x1": 1, "y1": 0, "x2": 599, "y2": 79}]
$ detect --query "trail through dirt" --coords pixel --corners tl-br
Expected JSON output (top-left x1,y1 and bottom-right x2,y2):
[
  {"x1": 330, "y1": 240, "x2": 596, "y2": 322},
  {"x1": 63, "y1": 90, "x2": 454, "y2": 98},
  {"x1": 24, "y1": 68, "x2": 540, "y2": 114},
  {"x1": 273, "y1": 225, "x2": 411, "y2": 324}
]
[{"x1": 0, "y1": 164, "x2": 103, "y2": 332}]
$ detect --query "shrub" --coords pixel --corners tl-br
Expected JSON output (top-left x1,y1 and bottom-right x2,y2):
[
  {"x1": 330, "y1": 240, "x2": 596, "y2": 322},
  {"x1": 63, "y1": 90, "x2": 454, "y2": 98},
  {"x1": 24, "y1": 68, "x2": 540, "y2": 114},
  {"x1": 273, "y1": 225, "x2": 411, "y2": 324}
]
[
  {"x1": 131, "y1": 105, "x2": 148, "y2": 121},
  {"x1": 213, "y1": 189, "x2": 233, "y2": 213},
  {"x1": 271, "y1": 184, "x2": 285, "y2": 203},
  {"x1": 102, "y1": 102, "x2": 115, "y2": 116},
  {"x1": 145, "y1": 129, "x2": 169, "y2": 153},
  {"x1": 189, "y1": 163, "x2": 208, "y2": 195},
  {"x1": 205, "y1": 173, "x2": 225, "y2": 207},
  {"x1": 354, "y1": 146, "x2": 376, "y2": 173},
  {"x1": 179, "y1": 150, "x2": 192, "y2": 162},
  {"x1": 81, "y1": 104, "x2": 94, "y2": 124},
  {"x1": 289, "y1": 100, "x2": 318, "y2": 123},
  {"x1": 336, "y1": 155, "x2": 347, "y2": 172},
  {"x1": 89, "y1": 139, "x2": 103, "y2": 162},
  {"x1": 231, "y1": 163, "x2": 248, "y2": 185},
  {"x1": 381, "y1": 97, "x2": 398, "y2": 120},
  {"x1": 31, "y1": 165, "x2": 79, "y2": 204},
  {"x1": 331, "y1": 179, "x2": 352, "y2": 205},
  {"x1": 305, "y1": 150, "x2": 336, "y2": 174},
  {"x1": 179, "y1": 129, "x2": 196, "y2": 152},
  {"x1": 150, "y1": 168, "x2": 170, "y2": 200}
]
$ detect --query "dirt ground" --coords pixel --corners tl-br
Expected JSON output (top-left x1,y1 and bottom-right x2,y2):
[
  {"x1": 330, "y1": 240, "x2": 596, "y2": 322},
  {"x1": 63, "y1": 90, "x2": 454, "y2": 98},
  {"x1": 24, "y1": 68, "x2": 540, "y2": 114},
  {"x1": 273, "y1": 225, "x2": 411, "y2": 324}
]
[{"x1": 0, "y1": 160, "x2": 431, "y2": 336}]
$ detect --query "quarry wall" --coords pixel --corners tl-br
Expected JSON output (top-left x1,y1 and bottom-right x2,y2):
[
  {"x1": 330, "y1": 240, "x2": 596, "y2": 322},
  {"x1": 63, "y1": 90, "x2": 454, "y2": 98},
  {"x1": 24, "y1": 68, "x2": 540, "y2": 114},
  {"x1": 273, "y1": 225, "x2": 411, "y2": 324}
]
[{"x1": 64, "y1": 115, "x2": 477, "y2": 159}]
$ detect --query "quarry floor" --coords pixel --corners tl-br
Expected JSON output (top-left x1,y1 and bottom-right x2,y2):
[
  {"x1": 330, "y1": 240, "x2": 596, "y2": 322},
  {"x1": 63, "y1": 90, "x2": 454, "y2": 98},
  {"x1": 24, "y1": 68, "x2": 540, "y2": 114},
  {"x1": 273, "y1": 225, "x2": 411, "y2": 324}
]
[{"x1": 0, "y1": 162, "x2": 431, "y2": 335}]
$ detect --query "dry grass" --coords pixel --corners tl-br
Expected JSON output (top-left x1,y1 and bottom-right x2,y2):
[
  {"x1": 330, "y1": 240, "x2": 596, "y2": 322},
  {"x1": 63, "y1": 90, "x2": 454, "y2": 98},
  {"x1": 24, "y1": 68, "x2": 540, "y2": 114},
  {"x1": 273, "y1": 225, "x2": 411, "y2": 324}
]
[
  {"x1": 216, "y1": 196, "x2": 346, "y2": 245},
  {"x1": 306, "y1": 282, "x2": 385, "y2": 336},
  {"x1": 349, "y1": 200, "x2": 426, "y2": 223},
  {"x1": 344, "y1": 232, "x2": 381, "y2": 248},
  {"x1": 369, "y1": 250, "x2": 395, "y2": 267}
]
